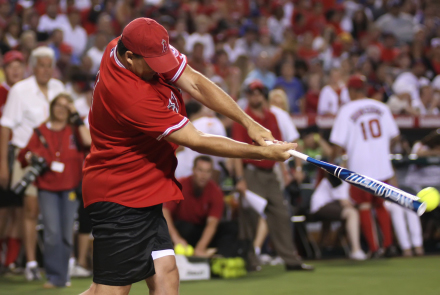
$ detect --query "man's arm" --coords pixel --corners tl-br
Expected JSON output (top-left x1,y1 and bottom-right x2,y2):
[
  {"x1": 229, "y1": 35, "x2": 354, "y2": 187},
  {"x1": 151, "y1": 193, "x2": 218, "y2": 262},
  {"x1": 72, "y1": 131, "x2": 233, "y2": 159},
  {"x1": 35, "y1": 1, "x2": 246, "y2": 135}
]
[
  {"x1": 162, "y1": 207, "x2": 188, "y2": 246},
  {"x1": 194, "y1": 217, "x2": 219, "y2": 257},
  {"x1": 175, "y1": 66, "x2": 274, "y2": 146},
  {"x1": 0, "y1": 126, "x2": 12, "y2": 188},
  {"x1": 165, "y1": 121, "x2": 296, "y2": 161}
]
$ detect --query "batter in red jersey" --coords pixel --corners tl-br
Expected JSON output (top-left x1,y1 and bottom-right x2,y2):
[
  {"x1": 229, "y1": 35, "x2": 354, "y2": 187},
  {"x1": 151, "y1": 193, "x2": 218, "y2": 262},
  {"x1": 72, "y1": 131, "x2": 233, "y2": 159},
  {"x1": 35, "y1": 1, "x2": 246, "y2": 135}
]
[{"x1": 81, "y1": 18, "x2": 296, "y2": 295}]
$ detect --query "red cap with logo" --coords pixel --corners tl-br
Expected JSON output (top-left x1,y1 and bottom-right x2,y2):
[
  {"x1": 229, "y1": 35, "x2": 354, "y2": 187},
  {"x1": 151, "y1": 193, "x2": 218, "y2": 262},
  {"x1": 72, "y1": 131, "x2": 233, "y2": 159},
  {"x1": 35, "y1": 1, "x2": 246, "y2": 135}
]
[
  {"x1": 121, "y1": 18, "x2": 178, "y2": 73},
  {"x1": 3, "y1": 50, "x2": 24, "y2": 66},
  {"x1": 347, "y1": 75, "x2": 366, "y2": 89}
]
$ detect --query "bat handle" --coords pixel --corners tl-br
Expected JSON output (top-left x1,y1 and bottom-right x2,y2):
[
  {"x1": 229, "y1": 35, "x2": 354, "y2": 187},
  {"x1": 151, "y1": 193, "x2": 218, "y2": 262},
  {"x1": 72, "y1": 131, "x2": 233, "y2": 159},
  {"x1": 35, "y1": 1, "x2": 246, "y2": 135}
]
[{"x1": 265, "y1": 141, "x2": 309, "y2": 161}]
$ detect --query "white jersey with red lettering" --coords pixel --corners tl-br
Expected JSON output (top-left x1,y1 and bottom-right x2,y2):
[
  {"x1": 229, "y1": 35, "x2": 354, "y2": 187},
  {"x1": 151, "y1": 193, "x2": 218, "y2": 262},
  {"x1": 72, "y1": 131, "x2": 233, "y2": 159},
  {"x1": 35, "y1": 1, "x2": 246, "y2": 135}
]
[{"x1": 330, "y1": 98, "x2": 399, "y2": 181}]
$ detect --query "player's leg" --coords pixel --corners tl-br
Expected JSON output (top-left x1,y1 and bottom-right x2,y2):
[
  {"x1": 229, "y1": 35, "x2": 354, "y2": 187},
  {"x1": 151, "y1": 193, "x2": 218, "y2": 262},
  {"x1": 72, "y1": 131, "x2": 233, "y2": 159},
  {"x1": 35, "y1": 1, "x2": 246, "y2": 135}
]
[
  {"x1": 404, "y1": 209, "x2": 424, "y2": 255},
  {"x1": 372, "y1": 197, "x2": 393, "y2": 250},
  {"x1": 4, "y1": 207, "x2": 23, "y2": 268},
  {"x1": 23, "y1": 193, "x2": 40, "y2": 280},
  {"x1": 341, "y1": 204, "x2": 363, "y2": 255},
  {"x1": 384, "y1": 202, "x2": 411, "y2": 256},
  {"x1": 145, "y1": 255, "x2": 179, "y2": 295},
  {"x1": 253, "y1": 217, "x2": 268, "y2": 256},
  {"x1": 350, "y1": 186, "x2": 379, "y2": 253}
]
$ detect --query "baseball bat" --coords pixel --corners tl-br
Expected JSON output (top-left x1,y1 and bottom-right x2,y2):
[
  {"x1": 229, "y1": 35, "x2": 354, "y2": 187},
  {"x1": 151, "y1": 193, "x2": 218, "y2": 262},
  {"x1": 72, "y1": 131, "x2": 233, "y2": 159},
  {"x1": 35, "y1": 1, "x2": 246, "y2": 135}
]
[{"x1": 266, "y1": 141, "x2": 426, "y2": 216}]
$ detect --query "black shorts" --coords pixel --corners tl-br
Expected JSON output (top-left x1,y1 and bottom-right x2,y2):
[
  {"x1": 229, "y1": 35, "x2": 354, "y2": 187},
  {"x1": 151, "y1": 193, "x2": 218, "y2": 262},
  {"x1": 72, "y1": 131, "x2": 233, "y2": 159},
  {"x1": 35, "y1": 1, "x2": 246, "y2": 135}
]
[{"x1": 86, "y1": 202, "x2": 174, "y2": 286}]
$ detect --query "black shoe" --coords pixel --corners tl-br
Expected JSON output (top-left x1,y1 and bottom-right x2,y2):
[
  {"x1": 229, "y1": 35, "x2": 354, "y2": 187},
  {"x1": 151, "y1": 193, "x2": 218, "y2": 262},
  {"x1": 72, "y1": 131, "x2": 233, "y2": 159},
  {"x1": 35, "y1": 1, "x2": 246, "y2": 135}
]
[
  {"x1": 370, "y1": 249, "x2": 384, "y2": 259},
  {"x1": 285, "y1": 263, "x2": 314, "y2": 271},
  {"x1": 384, "y1": 246, "x2": 398, "y2": 258}
]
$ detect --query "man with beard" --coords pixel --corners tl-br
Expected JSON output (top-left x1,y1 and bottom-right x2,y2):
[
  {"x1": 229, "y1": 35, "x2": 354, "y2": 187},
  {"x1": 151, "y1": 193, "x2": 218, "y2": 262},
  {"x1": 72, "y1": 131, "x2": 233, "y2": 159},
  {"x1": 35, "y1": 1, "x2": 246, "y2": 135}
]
[{"x1": 163, "y1": 156, "x2": 224, "y2": 258}]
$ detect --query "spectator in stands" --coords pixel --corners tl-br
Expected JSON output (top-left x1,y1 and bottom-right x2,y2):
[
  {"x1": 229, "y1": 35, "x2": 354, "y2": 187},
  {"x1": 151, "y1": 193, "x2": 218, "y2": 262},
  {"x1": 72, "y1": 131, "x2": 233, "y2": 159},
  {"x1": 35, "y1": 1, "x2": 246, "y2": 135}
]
[
  {"x1": 212, "y1": 49, "x2": 241, "y2": 99},
  {"x1": 48, "y1": 29, "x2": 65, "y2": 62},
  {"x1": 19, "y1": 30, "x2": 37, "y2": 63},
  {"x1": 380, "y1": 33, "x2": 400, "y2": 64},
  {"x1": 223, "y1": 28, "x2": 246, "y2": 64},
  {"x1": 268, "y1": 88, "x2": 303, "y2": 185},
  {"x1": 317, "y1": 67, "x2": 350, "y2": 115},
  {"x1": 375, "y1": 0, "x2": 416, "y2": 44},
  {"x1": 267, "y1": 1, "x2": 290, "y2": 45},
  {"x1": 188, "y1": 42, "x2": 209, "y2": 75},
  {"x1": 236, "y1": 24, "x2": 261, "y2": 60},
  {"x1": 257, "y1": 28, "x2": 277, "y2": 59},
  {"x1": 62, "y1": 8, "x2": 87, "y2": 58},
  {"x1": 428, "y1": 38, "x2": 440, "y2": 76},
  {"x1": 163, "y1": 156, "x2": 224, "y2": 258},
  {"x1": 37, "y1": 2, "x2": 70, "y2": 34},
  {"x1": 387, "y1": 83, "x2": 419, "y2": 115},
  {"x1": 246, "y1": 51, "x2": 277, "y2": 90},
  {"x1": 0, "y1": 47, "x2": 65, "y2": 281},
  {"x1": 18, "y1": 93, "x2": 91, "y2": 288},
  {"x1": 419, "y1": 79, "x2": 440, "y2": 115},
  {"x1": 86, "y1": 31, "x2": 107, "y2": 75},
  {"x1": 305, "y1": 73, "x2": 322, "y2": 114},
  {"x1": 0, "y1": 50, "x2": 25, "y2": 272},
  {"x1": 175, "y1": 101, "x2": 226, "y2": 182},
  {"x1": 185, "y1": 14, "x2": 215, "y2": 62},
  {"x1": 274, "y1": 61, "x2": 305, "y2": 114},
  {"x1": 232, "y1": 81, "x2": 313, "y2": 272},
  {"x1": 4, "y1": 17, "x2": 21, "y2": 49},
  {"x1": 393, "y1": 60, "x2": 427, "y2": 107}
]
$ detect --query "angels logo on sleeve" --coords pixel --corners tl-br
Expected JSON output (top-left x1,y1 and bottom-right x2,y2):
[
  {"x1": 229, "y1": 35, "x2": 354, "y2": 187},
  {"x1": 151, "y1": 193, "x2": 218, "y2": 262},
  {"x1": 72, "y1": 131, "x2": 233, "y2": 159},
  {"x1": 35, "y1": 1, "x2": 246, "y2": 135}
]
[{"x1": 167, "y1": 92, "x2": 179, "y2": 113}]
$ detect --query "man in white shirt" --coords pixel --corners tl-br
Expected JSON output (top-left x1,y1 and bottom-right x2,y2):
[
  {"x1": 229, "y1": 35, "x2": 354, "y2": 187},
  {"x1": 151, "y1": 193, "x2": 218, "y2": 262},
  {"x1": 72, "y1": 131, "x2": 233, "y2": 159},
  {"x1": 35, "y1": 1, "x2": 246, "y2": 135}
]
[
  {"x1": 317, "y1": 68, "x2": 350, "y2": 115},
  {"x1": 330, "y1": 75, "x2": 398, "y2": 257},
  {"x1": 185, "y1": 15, "x2": 215, "y2": 62},
  {"x1": 86, "y1": 32, "x2": 108, "y2": 75},
  {"x1": 392, "y1": 60, "x2": 426, "y2": 106},
  {"x1": 37, "y1": 3, "x2": 70, "y2": 34},
  {"x1": 61, "y1": 8, "x2": 87, "y2": 57},
  {"x1": 0, "y1": 47, "x2": 65, "y2": 281},
  {"x1": 175, "y1": 101, "x2": 226, "y2": 182}
]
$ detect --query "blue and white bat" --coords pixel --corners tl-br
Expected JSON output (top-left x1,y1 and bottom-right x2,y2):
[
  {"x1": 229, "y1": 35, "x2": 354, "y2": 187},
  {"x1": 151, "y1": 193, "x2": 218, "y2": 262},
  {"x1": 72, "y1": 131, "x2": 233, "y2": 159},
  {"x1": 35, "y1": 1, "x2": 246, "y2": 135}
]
[{"x1": 266, "y1": 141, "x2": 426, "y2": 216}]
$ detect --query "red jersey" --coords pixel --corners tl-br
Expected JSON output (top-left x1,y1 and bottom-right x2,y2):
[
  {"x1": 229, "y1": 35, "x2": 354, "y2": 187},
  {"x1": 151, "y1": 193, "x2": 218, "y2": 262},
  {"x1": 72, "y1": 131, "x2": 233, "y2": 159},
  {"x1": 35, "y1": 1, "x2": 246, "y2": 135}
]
[
  {"x1": 0, "y1": 82, "x2": 10, "y2": 118},
  {"x1": 18, "y1": 123, "x2": 85, "y2": 191},
  {"x1": 232, "y1": 107, "x2": 282, "y2": 169},
  {"x1": 163, "y1": 176, "x2": 224, "y2": 226},
  {"x1": 82, "y1": 38, "x2": 189, "y2": 208}
]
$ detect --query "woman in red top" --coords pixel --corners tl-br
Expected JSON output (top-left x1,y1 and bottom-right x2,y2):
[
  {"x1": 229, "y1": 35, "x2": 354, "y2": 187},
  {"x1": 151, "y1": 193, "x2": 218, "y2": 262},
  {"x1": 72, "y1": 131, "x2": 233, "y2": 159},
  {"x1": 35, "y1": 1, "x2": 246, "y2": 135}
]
[{"x1": 18, "y1": 93, "x2": 91, "y2": 288}]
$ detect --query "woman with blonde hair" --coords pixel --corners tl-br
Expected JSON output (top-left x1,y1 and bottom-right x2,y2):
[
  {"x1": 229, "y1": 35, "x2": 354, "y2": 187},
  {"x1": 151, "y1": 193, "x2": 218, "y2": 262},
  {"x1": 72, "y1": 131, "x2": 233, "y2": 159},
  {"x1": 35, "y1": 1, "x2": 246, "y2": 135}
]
[{"x1": 18, "y1": 93, "x2": 91, "y2": 288}]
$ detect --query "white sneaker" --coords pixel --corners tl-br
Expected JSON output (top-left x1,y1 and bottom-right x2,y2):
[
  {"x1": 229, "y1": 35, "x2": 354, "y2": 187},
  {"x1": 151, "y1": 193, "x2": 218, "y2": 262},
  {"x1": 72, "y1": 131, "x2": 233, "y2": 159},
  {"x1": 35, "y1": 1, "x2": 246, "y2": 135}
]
[
  {"x1": 70, "y1": 265, "x2": 92, "y2": 278},
  {"x1": 350, "y1": 250, "x2": 367, "y2": 261},
  {"x1": 258, "y1": 254, "x2": 272, "y2": 265},
  {"x1": 25, "y1": 265, "x2": 42, "y2": 281},
  {"x1": 269, "y1": 256, "x2": 285, "y2": 266}
]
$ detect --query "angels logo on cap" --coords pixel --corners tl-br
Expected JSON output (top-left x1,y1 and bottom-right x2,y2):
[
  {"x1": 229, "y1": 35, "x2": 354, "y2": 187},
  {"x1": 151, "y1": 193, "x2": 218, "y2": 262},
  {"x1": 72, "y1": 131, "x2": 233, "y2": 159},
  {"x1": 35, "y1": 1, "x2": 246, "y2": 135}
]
[{"x1": 121, "y1": 18, "x2": 178, "y2": 73}]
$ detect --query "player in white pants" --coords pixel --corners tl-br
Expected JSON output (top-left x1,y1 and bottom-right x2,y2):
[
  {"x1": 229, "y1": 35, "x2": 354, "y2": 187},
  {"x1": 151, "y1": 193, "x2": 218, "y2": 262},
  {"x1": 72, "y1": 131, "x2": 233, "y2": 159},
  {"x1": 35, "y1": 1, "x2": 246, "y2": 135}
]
[{"x1": 384, "y1": 201, "x2": 423, "y2": 256}]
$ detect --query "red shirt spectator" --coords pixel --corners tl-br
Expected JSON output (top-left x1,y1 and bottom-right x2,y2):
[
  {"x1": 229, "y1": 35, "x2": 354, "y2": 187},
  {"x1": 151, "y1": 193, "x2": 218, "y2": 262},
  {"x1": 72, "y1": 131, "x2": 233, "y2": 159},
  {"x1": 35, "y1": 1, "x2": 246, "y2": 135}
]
[
  {"x1": 232, "y1": 82, "x2": 282, "y2": 169},
  {"x1": 164, "y1": 176, "x2": 224, "y2": 226},
  {"x1": 18, "y1": 123, "x2": 85, "y2": 191}
]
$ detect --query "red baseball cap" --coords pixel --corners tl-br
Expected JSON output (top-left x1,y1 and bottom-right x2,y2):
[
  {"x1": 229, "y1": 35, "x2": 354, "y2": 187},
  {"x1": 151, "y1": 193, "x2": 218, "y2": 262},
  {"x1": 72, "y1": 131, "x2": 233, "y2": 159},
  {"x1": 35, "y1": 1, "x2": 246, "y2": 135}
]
[
  {"x1": 3, "y1": 50, "x2": 24, "y2": 66},
  {"x1": 347, "y1": 75, "x2": 366, "y2": 89},
  {"x1": 121, "y1": 18, "x2": 178, "y2": 73}
]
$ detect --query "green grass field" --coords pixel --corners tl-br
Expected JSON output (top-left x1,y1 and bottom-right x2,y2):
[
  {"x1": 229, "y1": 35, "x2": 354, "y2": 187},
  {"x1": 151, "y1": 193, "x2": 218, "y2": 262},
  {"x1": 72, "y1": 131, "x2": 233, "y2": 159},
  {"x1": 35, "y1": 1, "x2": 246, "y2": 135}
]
[{"x1": 1, "y1": 256, "x2": 439, "y2": 295}]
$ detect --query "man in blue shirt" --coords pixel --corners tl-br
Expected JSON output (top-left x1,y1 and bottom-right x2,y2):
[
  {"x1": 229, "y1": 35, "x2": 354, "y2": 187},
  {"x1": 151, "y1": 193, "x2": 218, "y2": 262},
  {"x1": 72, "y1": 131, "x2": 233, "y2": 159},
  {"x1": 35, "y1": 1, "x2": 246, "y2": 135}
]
[{"x1": 274, "y1": 62, "x2": 305, "y2": 114}]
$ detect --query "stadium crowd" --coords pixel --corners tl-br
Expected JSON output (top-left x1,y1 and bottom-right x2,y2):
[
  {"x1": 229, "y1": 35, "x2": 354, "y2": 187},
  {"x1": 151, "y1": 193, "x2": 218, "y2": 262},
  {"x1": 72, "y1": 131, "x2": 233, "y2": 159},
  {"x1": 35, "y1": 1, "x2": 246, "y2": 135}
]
[{"x1": 0, "y1": 0, "x2": 440, "y2": 289}]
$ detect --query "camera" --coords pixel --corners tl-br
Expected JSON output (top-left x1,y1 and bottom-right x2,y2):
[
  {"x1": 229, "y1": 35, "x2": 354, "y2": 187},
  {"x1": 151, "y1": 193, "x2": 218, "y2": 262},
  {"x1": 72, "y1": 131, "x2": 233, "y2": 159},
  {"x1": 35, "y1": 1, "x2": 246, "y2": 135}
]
[{"x1": 11, "y1": 154, "x2": 48, "y2": 196}]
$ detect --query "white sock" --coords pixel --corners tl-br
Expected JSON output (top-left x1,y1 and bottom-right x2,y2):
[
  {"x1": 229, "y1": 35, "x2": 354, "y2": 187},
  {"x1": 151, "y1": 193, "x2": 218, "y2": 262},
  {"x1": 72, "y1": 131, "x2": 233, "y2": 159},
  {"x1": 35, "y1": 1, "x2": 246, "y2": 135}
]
[
  {"x1": 26, "y1": 261, "x2": 38, "y2": 268},
  {"x1": 255, "y1": 247, "x2": 261, "y2": 255}
]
